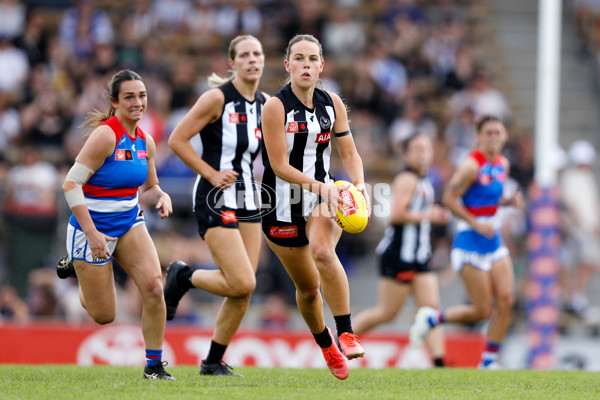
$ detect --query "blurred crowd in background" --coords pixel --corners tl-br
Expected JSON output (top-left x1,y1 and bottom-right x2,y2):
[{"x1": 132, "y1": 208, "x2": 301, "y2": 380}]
[{"x1": 0, "y1": 0, "x2": 598, "y2": 337}]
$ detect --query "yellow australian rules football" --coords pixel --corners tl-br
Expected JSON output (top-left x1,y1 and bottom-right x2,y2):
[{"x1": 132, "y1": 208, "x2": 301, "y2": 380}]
[{"x1": 334, "y1": 180, "x2": 368, "y2": 234}]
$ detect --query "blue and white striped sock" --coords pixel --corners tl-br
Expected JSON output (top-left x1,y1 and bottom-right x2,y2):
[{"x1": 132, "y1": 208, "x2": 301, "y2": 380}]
[
  {"x1": 145, "y1": 349, "x2": 162, "y2": 367},
  {"x1": 480, "y1": 342, "x2": 500, "y2": 367}
]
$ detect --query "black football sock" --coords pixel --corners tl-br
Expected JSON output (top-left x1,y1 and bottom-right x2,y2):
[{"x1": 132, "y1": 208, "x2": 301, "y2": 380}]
[
  {"x1": 334, "y1": 314, "x2": 353, "y2": 336},
  {"x1": 313, "y1": 327, "x2": 334, "y2": 348},
  {"x1": 205, "y1": 340, "x2": 227, "y2": 364}
]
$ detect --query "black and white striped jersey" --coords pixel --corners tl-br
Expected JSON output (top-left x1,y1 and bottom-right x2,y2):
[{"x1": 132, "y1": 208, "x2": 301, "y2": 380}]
[
  {"x1": 376, "y1": 168, "x2": 435, "y2": 265},
  {"x1": 194, "y1": 81, "x2": 265, "y2": 211},
  {"x1": 262, "y1": 83, "x2": 337, "y2": 222}
]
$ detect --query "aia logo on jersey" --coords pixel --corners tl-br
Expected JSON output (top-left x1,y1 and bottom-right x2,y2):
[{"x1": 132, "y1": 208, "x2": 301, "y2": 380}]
[
  {"x1": 221, "y1": 210, "x2": 238, "y2": 224},
  {"x1": 286, "y1": 121, "x2": 308, "y2": 134},
  {"x1": 315, "y1": 132, "x2": 331, "y2": 143},
  {"x1": 229, "y1": 113, "x2": 247, "y2": 124},
  {"x1": 115, "y1": 149, "x2": 133, "y2": 161},
  {"x1": 255, "y1": 128, "x2": 262, "y2": 140},
  {"x1": 479, "y1": 173, "x2": 493, "y2": 186}
]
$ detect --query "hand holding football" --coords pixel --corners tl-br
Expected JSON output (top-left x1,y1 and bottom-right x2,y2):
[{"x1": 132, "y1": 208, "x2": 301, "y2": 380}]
[{"x1": 334, "y1": 180, "x2": 368, "y2": 234}]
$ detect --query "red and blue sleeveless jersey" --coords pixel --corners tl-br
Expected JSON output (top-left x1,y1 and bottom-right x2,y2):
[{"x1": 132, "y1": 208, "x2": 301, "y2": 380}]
[
  {"x1": 452, "y1": 149, "x2": 506, "y2": 254},
  {"x1": 69, "y1": 116, "x2": 148, "y2": 237},
  {"x1": 461, "y1": 149, "x2": 506, "y2": 217}
]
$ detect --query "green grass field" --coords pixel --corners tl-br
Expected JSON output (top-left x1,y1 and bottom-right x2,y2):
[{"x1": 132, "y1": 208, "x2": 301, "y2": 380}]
[{"x1": 0, "y1": 366, "x2": 598, "y2": 400}]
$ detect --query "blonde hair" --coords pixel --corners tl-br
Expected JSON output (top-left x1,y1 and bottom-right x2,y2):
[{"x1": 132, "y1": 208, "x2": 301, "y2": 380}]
[{"x1": 207, "y1": 35, "x2": 262, "y2": 88}]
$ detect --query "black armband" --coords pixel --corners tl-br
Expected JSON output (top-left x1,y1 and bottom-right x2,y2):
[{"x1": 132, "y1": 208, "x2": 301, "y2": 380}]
[{"x1": 334, "y1": 130, "x2": 351, "y2": 138}]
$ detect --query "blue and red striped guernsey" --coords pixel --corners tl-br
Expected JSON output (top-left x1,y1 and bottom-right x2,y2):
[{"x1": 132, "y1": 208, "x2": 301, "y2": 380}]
[
  {"x1": 83, "y1": 116, "x2": 147, "y2": 200},
  {"x1": 69, "y1": 116, "x2": 148, "y2": 236},
  {"x1": 462, "y1": 149, "x2": 505, "y2": 217}
]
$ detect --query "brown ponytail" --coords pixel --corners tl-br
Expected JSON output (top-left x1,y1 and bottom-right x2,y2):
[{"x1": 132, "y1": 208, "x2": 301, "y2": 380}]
[{"x1": 80, "y1": 69, "x2": 144, "y2": 135}]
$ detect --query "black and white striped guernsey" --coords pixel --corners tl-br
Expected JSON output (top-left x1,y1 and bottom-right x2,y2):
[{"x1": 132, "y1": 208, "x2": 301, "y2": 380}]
[
  {"x1": 376, "y1": 167, "x2": 435, "y2": 265},
  {"x1": 262, "y1": 83, "x2": 337, "y2": 222},
  {"x1": 193, "y1": 81, "x2": 266, "y2": 211}
]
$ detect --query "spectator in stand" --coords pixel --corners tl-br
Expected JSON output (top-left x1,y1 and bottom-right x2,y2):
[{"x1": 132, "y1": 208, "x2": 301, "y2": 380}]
[
  {"x1": 214, "y1": 0, "x2": 263, "y2": 38},
  {"x1": 137, "y1": 38, "x2": 170, "y2": 81},
  {"x1": 27, "y1": 268, "x2": 59, "y2": 317},
  {"x1": 388, "y1": 13, "x2": 425, "y2": 62},
  {"x1": 444, "y1": 105, "x2": 477, "y2": 166},
  {"x1": 388, "y1": 97, "x2": 438, "y2": 156},
  {"x1": 126, "y1": 0, "x2": 153, "y2": 42},
  {"x1": 44, "y1": 36, "x2": 73, "y2": 94},
  {"x1": 0, "y1": 284, "x2": 29, "y2": 322},
  {"x1": 422, "y1": 17, "x2": 466, "y2": 85},
  {"x1": 19, "y1": 87, "x2": 72, "y2": 162},
  {"x1": 168, "y1": 58, "x2": 198, "y2": 112},
  {"x1": 319, "y1": 56, "x2": 342, "y2": 96},
  {"x1": 295, "y1": 0, "x2": 326, "y2": 38},
  {"x1": 15, "y1": 8, "x2": 49, "y2": 68},
  {"x1": 3, "y1": 145, "x2": 59, "y2": 298},
  {"x1": 506, "y1": 134, "x2": 534, "y2": 195},
  {"x1": 322, "y1": 6, "x2": 366, "y2": 63},
  {"x1": 64, "y1": 73, "x2": 109, "y2": 161},
  {"x1": 382, "y1": 0, "x2": 427, "y2": 27},
  {"x1": 58, "y1": 0, "x2": 114, "y2": 60},
  {"x1": 151, "y1": 0, "x2": 191, "y2": 33},
  {"x1": 0, "y1": 93, "x2": 21, "y2": 158},
  {"x1": 367, "y1": 41, "x2": 408, "y2": 124},
  {"x1": 369, "y1": 41, "x2": 408, "y2": 100},
  {"x1": 426, "y1": 0, "x2": 463, "y2": 26},
  {"x1": 350, "y1": 58, "x2": 384, "y2": 116},
  {"x1": 185, "y1": 0, "x2": 216, "y2": 39},
  {"x1": 560, "y1": 139, "x2": 600, "y2": 317},
  {"x1": 90, "y1": 43, "x2": 117, "y2": 76},
  {"x1": 0, "y1": 33, "x2": 29, "y2": 98},
  {"x1": 448, "y1": 69, "x2": 511, "y2": 122},
  {"x1": 260, "y1": 293, "x2": 291, "y2": 329},
  {"x1": 0, "y1": 0, "x2": 25, "y2": 40},
  {"x1": 442, "y1": 44, "x2": 475, "y2": 92}
]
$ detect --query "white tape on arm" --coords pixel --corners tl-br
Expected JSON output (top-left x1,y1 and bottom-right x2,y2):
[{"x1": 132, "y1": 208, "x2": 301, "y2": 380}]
[{"x1": 64, "y1": 162, "x2": 94, "y2": 209}]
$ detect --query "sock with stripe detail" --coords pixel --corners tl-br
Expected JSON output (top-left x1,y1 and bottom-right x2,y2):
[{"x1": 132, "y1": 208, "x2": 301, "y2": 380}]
[
  {"x1": 480, "y1": 341, "x2": 501, "y2": 367},
  {"x1": 145, "y1": 349, "x2": 162, "y2": 367}
]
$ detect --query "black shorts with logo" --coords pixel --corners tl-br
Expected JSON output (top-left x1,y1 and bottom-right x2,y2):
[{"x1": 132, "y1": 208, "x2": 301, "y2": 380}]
[
  {"x1": 379, "y1": 244, "x2": 432, "y2": 283},
  {"x1": 194, "y1": 202, "x2": 261, "y2": 239},
  {"x1": 261, "y1": 213, "x2": 309, "y2": 247}
]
